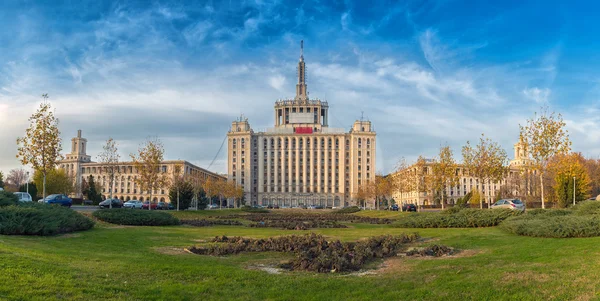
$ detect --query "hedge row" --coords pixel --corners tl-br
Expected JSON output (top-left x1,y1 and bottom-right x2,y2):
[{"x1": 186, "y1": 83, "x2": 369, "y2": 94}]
[
  {"x1": 92, "y1": 209, "x2": 180, "y2": 226},
  {"x1": 0, "y1": 203, "x2": 94, "y2": 236},
  {"x1": 394, "y1": 208, "x2": 520, "y2": 228}
]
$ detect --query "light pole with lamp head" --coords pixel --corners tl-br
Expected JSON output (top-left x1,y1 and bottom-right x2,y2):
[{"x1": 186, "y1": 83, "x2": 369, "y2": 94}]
[
  {"x1": 573, "y1": 176, "x2": 576, "y2": 206},
  {"x1": 26, "y1": 171, "x2": 29, "y2": 195}
]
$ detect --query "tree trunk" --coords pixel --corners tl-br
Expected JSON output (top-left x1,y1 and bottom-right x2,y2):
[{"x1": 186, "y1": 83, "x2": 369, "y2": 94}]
[
  {"x1": 540, "y1": 173, "x2": 545, "y2": 209},
  {"x1": 479, "y1": 178, "x2": 483, "y2": 209},
  {"x1": 149, "y1": 192, "x2": 153, "y2": 210},
  {"x1": 43, "y1": 172, "x2": 47, "y2": 201},
  {"x1": 441, "y1": 186, "x2": 445, "y2": 210}
]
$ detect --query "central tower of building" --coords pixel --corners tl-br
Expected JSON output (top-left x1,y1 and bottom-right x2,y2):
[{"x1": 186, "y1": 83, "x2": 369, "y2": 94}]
[{"x1": 227, "y1": 41, "x2": 376, "y2": 207}]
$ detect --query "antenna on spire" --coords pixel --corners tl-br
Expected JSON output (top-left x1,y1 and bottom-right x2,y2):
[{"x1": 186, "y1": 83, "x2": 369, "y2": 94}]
[
  {"x1": 360, "y1": 111, "x2": 364, "y2": 122},
  {"x1": 300, "y1": 40, "x2": 304, "y2": 58}
]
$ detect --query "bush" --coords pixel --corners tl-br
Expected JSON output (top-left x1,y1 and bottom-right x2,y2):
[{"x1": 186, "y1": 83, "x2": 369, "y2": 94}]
[
  {"x1": 93, "y1": 209, "x2": 180, "y2": 226},
  {"x1": 180, "y1": 219, "x2": 242, "y2": 227},
  {"x1": 573, "y1": 201, "x2": 600, "y2": 216},
  {"x1": 333, "y1": 206, "x2": 361, "y2": 214},
  {"x1": 525, "y1": 208, "x2": 572, "y2": 217},
  {"x1": 501, "y1": 214, "x2": 600, "y2": 238},
  {"x1": 0, "y1": 191, "x2": 18, "y2": 207},
  {"x1": 440, "y1": 206, "x2": 463, "y2": 215},
  {"x1": 187, "y1": 233, "x2": 420, "y2": 273},
  {"x1": 0, "y1": 203, "x2": 94, "y2": 236},
  {"x1": 394, "y1": 209, "x2": 520, "y2": 228},
  {"x1": 241, "y1": 206, "x2": 270, "y2": 213}
]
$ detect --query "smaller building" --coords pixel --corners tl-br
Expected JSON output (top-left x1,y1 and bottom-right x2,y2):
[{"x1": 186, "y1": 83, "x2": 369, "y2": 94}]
[{"x1": 58, "y1": 130, "x2": 226, "y2": 202}]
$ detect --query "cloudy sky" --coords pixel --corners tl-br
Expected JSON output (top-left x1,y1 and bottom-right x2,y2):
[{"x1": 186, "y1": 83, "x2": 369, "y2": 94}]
[{"x1": 2, "y1": 0, "x2": 600, "y2": 177}]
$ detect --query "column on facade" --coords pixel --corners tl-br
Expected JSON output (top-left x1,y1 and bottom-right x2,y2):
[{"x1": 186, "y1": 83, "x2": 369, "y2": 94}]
[
  {"x1": 295, "y1": 137, "x2": 300, "y2": 197},
  {"x1": 266, "y1": 138, "x2": 271, "y2": 197},
  {"x1": 309, "y1": 138, "x2": 314, "y2": 195},
  {"x1": 288, "y1": 138, "x2": 293, "y2": 205},
  {"x1": 317, "y1": 138, "x2": 322, "y2": 194},
  {"x1": 273, "y1": 138, "x2": 279, "y2": 200},
  {"x1": 280, "y1": 137, "x2": 286, "y2": 205},
  {"x1": 258, "y1": 138, "x2": 264, "y2": 197},
  {"x1": 324, "y1": 139, "x2": 329, "y2": 205}
]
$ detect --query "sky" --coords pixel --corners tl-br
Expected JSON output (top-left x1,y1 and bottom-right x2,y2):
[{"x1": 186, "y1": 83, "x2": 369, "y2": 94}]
[{"x1": 2, "y1": 0, "x2": 600, "y2": 177}]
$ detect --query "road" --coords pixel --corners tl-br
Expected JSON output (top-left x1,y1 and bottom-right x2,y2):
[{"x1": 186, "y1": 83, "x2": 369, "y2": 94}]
[{"x1": 71, "y1": 206, "x2": 98, "y2": 212}]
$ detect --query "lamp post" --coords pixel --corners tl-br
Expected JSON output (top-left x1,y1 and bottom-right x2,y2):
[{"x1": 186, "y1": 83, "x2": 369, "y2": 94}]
[
  {"x1": 573, "y1": 177, "x2": 576, "y2": 206},
  {"x1": 26, "y1": 171, "x2": 30, "y2": 195}
]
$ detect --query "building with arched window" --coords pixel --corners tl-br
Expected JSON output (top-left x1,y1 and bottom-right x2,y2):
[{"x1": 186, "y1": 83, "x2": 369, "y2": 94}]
[{"x1": 227, "y1": 41, "x2": 376, "y2": 207}]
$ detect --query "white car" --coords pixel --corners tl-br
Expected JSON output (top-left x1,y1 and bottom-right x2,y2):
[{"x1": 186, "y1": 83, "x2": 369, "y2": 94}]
[
  {"x1": 123, "y1": 200, "x2": 143, "y2": 209},
  {"x1": 491, "y1": 199, "x2": 525, "y2": 211},
  {"x1": 207, "y1": 204, "x2": 219, "y2": 210},
  {"x1": 14, "y1": 192, "x2": 33, "y2": 202}
]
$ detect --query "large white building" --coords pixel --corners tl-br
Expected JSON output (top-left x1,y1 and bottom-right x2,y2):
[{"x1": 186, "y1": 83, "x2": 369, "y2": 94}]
[{"x1": 227, "y1": 42, "x2": 376, "y2": 207}]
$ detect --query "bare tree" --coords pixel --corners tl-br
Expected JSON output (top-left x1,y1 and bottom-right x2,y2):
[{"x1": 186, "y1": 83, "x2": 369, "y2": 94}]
[
  {"x1": 520, "y1": 107, "x2": 571, "y2": 209},
  {"x1": 6, "y1": 168, "x2": 28, "y2": 191},
  {"x1": 98, "y1": 138, "x2": 120, "y2": 208},
  {"x1": 131, "y1": 138, "x2": 169, "y2": 210},
  {"x1": 16, "y1": 95, "x2": 62, "y2": 200}
]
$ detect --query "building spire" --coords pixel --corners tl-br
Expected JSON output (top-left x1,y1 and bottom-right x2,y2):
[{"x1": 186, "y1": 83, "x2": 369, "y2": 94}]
[{"x1": 295, "y1": 40, "x2": 308, "y2": 100}]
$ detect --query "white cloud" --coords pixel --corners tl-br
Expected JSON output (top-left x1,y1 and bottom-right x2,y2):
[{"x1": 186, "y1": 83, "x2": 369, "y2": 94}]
[
  {"x1": 268, "y1": 75, "x2": 286, "y2": 91},
  {"x1": 523, "y1": 87, "x2": 551, "y2": 104}
]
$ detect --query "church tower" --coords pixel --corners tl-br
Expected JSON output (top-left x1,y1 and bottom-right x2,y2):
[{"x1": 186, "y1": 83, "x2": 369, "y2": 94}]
[
  {"x1": 61, "y1": 130, "x2": 92, "y2": 198},
  {"x1": 510, "y1": 137, "x2": 532, "y2": 167}
]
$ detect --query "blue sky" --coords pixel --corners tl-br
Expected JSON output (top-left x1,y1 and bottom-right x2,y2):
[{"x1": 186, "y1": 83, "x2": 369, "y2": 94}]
[{"x1": 2, "y1": 0, "x2": 600, "y2": 175}]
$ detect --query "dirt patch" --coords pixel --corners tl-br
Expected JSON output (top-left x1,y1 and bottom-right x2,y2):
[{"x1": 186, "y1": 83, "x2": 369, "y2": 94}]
[
  {"x1": 376, "y1": 257, "x2": 415, "y2": 274},
  {"x1": 155, "y1": 247, "x2": 189, "y2": 255},
  {"x1": 246, "y1": 264, "x2": 285, "y2": 274},
  {"x1": 503, "y1": 270, "x2": 551, "y2": 283}
]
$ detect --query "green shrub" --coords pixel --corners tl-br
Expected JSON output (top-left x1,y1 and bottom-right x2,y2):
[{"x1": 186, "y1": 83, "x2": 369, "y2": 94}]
[
  {"x1": 440, "y1": 206, "x2": 463, "y2": 215},
  {"x1": 332, "y1": 206, "x2": 361, "y2": 214},
  {"x1": 0, "y1": 191, "x2": 18, "y2": 207},
  {"x1": 394, "y1": 209, "x2": 520, "y2": 228},
  {"x1": 526, "y1": 208, "x2": 572, "y2": 217},
  {"x1": 501, "y1": 214, "x2": 600, "y2": 238},
  {"x1": 240, "y1": 206, "x2": 270, "y2": 213},
  {"x1": 93, "y1": 209, "x2": 180, "y2": 226},
  {"x1": 0, "y1": 203, "x2": 94, "y2": 236},
  {"x1": 573, "y1": 201, "x2": 600, "y2": 216}
]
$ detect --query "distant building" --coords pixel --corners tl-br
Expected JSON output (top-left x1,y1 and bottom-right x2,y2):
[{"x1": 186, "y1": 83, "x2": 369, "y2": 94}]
[
  {"x1": 391, "y1": 138, "x2": 535, "y2": 206},
  {"x1": 58, "y1": 130, "x2": 225, "y2": 201},
  {"x1": 226, "y1": 41, "x2": 376, "y2": 207}
]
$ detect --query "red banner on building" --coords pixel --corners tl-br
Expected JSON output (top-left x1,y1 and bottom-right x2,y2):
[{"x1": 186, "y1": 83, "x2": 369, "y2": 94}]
[{"x1": 294, "y1": 127, "x2": 313, "y2": 134}]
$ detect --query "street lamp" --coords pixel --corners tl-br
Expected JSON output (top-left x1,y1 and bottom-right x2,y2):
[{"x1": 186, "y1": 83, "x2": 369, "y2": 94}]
[
  {"x1": 573, "y1": 177, "x2": 576, "y2": 206},
  {"x1": 26, "y1": 171, "x2": 30, "y2": 195}
]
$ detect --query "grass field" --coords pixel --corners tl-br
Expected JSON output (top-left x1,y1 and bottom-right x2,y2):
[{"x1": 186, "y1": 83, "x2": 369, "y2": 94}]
[{"x1": 1, "y1": 210, "x2": 600, "y2": 300}]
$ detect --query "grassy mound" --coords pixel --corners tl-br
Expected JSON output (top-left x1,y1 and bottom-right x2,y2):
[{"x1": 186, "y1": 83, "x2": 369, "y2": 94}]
[
  {"x1": 93, "y1": 209, "x2": 180, "y2": 226},
  {"x1": 332, "y1": 206, "x2": 361, "y2": 214},
  {"x1": 187, "y1": 233, "x2": 420, "y2": 273},
  {"x1": 394, "y1": 208, "x2": 520, "y2": 228},
  {"x1": 0, "y1": 203, "x2": 94, "y2": 236}
]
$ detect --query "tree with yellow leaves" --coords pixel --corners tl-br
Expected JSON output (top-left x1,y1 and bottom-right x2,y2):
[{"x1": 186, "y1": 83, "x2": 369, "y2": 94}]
[
  {"x1": 98, "y1": 138, "x2": 120, "y2": 208},
  {"x1": 130, "y1": 138, "x2": 170, "y2": 210},
  {"x1": 16, "y1": 95, "x2": 63, "y2": 200},
  {"x1": 431, "y1": 145, "x2": 459, "y2": 210},
  {"x1": 549, "y1": 152, "x2": 590, "y2": 208},
  {"x1": 393, "y1": 157, "x2": 415, "y2": 206},
  {"x1": 520, "y1": 107, "x2": 571, "y2": 209}
]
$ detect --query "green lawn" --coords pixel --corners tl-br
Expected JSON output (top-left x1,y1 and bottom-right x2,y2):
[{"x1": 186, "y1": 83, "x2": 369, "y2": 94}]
[{"x1": 1, "y1": 211, "x2": 600, "y2": 300}]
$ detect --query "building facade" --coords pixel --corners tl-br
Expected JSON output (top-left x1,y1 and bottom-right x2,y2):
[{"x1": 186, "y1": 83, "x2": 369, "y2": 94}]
[
  {"x1": 392, "y1": 138, "x2": 534, "y2": 206},
  {"x1": 227, "y1": 42, "x2": 376, "y2": 207},
  {"x1": 59, "y1": 130, "x2": 225, "y2": 202}
]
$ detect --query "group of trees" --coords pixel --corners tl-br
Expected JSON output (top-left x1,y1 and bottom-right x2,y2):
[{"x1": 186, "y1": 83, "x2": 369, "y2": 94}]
[{"x1": 201, "y1": 178, "x2": 245, "y2": 208}]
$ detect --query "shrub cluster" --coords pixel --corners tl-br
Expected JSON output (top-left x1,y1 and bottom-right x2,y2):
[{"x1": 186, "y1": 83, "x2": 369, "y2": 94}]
[
  {"x1": 92, "y1": 209, "x2": 180, "y2": 226},
  {"x1": 395, "y1": 209, "x2": 520, "y2": 228},
  {"x1": 0, "y1": 203, "x2": 94, "y2": 236},
  {"x1": 332, "y1": 206, "x2": 361, "y2": 214},
  {"x1": 241, "y1": 206, "x2": 270, "y2": 213},
  {"x1": 180, "y1": 219, "x2": 242, "y2": 227},
  {"x1": 187, "y1": 233, "x2": 420, "y2": 273},
  {"x1": 248, "y1": 220, "x2": 348, "y2": 230},
  {"x1": 0, "y1": 191, "x2": 18, "y2": 207},
  {"x1": 501, "y1": 214, "x2": 600, "y2": 238},
  {"x1": 405, "y1": 245, "x2": 454, "y2": 257},
  {"x1": 573, "y1": 201, "x2": 600, "y2": 216}
]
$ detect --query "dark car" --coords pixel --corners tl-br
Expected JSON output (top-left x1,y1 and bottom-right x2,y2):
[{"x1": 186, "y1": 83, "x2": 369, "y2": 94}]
[
  {"x1": 402, "y1": 204, "x2": 417, "y2": 212},
  {"x1": 390, "y1": 204, "x2": 399, "y2": 211},
  {"x1": 156, "y1": 202, "x2": 170, "y2": 210},
  {"x1": 142, "y1": 201, "x2": 158, "y2": 210},
  {"x1": 168, "y1": 203, "x2": 175, "y2": 210},
  {"x1": 99, "y1": 198, "x2": 123, "y2": 209},
  {"x1": 43, "y1": 194, "x2": 72, "y2": 207}
]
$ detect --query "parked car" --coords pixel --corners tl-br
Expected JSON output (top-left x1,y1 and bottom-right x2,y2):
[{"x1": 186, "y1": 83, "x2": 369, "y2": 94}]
[
  {"x1": 390, "y1": 204, "x2": 399, "y2": 211},
  {"x1": 43, "y1": 194, "x2": 72, "y2": 207},
  {"x1": 14, "y1": 192, "x2": 32, "y2": 202},
  {"x1": 168, "y1": 203, "x2": 175, "y2": 210},
  {"x1": 99, "y1": 198, "x2": 123, "y2": 209},
  {"x1": 491, "y1": 199, "x2": 525, "y2": 211},
  {"x1": 207, "y1": 204, "x2": 219, "y2": 210},
  {"x1": 401, "y1": 204, "x2": 417, "y2": 212},
  {"x1": 142, "y1": 202, "x2": 158, "y2": 210},
  {"x1": 156, "y1": 202, "x2": 170, "y2": 210},
  {"x1": 123, "y1": 200, "x2": 143, "y2": 209}
]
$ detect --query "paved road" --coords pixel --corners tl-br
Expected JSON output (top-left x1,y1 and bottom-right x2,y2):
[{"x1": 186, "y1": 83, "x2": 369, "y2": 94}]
[{"x1": 71, "y1": 206, "x2": 98, "y2": 212}]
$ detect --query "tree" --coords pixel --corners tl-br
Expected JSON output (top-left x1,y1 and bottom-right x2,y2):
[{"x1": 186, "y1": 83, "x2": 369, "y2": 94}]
[
  {"x1": 202, "y1": 178, "x2": 217, "y2": 207},
  {"x1": 5, "y1": 168, "x2": 27, "y2": 191},
  {"x1": 130, "y1": 138, "x2": 169, "y2": 210},
  {"x1": 84, "y1": 175, "x2": 103, "y2": 204},
  {"x1": 520, "y1": 107, "x2": 571, "y2": 209},
  {"x1": 33, "y1": 169, "x2": 73, "y2": 195},
  {"x1": 0, "y1": 171, "x2": 4, "y2": 188},
  {"x1": 196, "y1": 187, "x2": 209, "y2": 210},
  {"x1": 413, "y1": 156, "x2": 433, "y2": 209},
  {"x1": 431, "y1": 145, "x2": 459, "y2": 210},
  {"x1": 16, "y1": 95, "x2": 62, "y2": 200},
  {"x1": 549, "y1": 153, "x2": 590, "y2": 208},
  {"x1": 393, "y1": 157, "x2": 415, "y2": 206},
  {"x1": 169, "y1": 179, "x2": 194, "y2": 210},
  {"x1": 98, "y1": 138, "x2": 120, "y2": 208},
  {"x1": 462, "y1": 134, "x2": 508, "y2": 209}
]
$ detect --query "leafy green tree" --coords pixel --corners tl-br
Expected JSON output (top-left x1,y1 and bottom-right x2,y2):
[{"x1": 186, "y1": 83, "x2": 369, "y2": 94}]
[
  {"x1": 550, "y1": 153, "x2": 590, "y2": 208},
  {"x1": 33, "y1": 169, "x2": 73, "y2": 196},
  {"x1": 19, "y1": 182, "x2": 38, "y2": 200},
  {"x1": 84, "y1": 175, "x2": 103, "y2": 204},
  {"x1": 0, "y1": 171, "x2": 4, "y2": 188},
  {"x1": 196, "y1": 188, "x2": 210, "y2": 210},
  {"x1": 169, "y1": 179, "x2": 194, "y2": 210}
]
